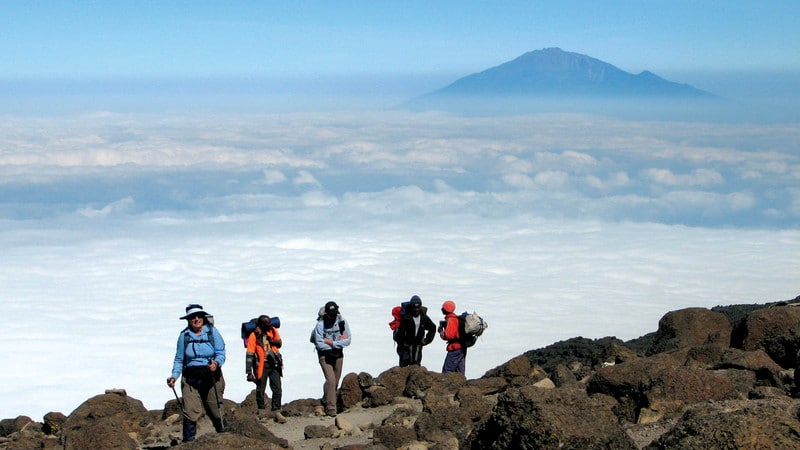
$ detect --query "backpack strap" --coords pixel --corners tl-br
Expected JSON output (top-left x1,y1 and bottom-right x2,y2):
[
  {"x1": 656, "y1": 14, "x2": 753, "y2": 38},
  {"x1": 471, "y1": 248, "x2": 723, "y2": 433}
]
[{"x1": 182, "y1": 325, "x2": 216, "y2": 365}]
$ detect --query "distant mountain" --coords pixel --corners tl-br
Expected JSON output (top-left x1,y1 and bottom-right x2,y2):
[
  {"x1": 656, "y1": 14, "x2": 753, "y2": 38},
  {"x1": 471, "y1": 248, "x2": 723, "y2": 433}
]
[{"x1": 404, "y1": 48, "x2": 715, "y2": 112}]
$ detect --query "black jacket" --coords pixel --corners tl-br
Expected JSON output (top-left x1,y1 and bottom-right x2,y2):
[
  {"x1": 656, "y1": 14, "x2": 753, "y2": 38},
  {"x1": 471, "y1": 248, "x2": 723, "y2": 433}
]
[{"x1": 394, "y1": 311, "x2": 436, "y2": 347}]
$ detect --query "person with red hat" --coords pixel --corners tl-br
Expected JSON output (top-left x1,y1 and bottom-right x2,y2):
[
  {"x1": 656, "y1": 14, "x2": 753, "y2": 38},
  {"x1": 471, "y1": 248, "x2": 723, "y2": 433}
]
[{"x1": 438, "y1": 300, "x2": 466, "y2": 374}]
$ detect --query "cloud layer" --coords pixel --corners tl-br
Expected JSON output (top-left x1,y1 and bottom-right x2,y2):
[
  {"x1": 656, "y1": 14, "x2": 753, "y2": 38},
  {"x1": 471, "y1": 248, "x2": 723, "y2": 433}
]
[
  {"x1": 1, "y1": 112, "x2": 797, "y2": 227},
  {"x1": 1, "y1": 111, "x2": 798, "y2": 419}
]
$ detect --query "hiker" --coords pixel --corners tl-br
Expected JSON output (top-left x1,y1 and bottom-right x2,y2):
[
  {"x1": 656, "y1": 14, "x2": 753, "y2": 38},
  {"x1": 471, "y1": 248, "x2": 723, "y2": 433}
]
[
  {"x1": 394, "y1": 295, "x2": 436, "y2": 367},
  {"x1": 245, "y1": 315, "x2": 286, "y2": 423},
  {"x1": 167, "y1": 304, "x2": 228, "y2": 442},
  {"x1": 438, "y1": 300, "x2": 466, "y2": 374},
  {"x1": 312, "y1": 301, "x2": 351, "y2": 417}
]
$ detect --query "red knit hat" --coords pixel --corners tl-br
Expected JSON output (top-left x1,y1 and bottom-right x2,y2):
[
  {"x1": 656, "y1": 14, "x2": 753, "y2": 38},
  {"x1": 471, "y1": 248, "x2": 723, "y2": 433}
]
[{"x1": 442, "y1": 300, "x2": 456, "y2": 313}]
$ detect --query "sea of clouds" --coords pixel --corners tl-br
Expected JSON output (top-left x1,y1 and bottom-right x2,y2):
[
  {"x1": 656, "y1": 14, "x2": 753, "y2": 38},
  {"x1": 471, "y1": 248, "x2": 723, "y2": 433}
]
[{"x1": 1, "y1": 110, "x2": 798, "y2": 420}]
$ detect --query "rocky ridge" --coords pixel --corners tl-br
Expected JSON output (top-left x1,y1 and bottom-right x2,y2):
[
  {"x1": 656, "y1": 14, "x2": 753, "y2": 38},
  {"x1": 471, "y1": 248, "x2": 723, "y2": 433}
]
[{"x1": 3, "y1": 295, "x2": 800, "y2": 449}]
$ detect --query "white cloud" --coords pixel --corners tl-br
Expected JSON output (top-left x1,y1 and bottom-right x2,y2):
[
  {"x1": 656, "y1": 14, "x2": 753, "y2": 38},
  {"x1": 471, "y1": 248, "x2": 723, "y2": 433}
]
[
  {"x1": 659, "y1": 190, "x2": 757, "y2": 215},
  {"x1": 534, "y1": 170, "x2": 570, "y2": 188},
  {"x1": 585, "y1": 171, "x2": 631, "y2": 190},
  {"x1": 562, "y1": 150, "x2": 599, "y2": 167},
  {"x1": 728, "y1": 192, "x2": 758, "y2": 211},
  {"x1": 1, "y1": 214, "x2": 798, "y2": 420},
  {"x1": 263, "y1": 169, "x2": 287, "y2": 185},
  {"x1": 77, "y1": 197, "x2": 135, "y2": 218},
  {"x1": 502, "y1": 172, "x2": 537, "y2": 190},
  {"x1": 301, "y1": 191, "x2": 338, "y2": 207},
  {"x1": 644, "y1": 168, "x2": 725, "y2": 187},
  {"x1": 293, "y1": 170, "x2": 321, "y2": 187}
]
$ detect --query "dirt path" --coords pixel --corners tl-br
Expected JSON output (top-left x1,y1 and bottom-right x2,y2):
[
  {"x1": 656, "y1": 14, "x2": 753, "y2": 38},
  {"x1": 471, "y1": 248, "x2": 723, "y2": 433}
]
[{"x1": 266, "y1": 399, "x2": 423, "y2": 449}]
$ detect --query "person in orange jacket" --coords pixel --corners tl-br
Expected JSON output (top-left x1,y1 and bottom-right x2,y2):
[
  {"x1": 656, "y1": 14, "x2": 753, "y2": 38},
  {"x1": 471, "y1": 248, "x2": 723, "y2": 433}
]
[
  {"x1": 438, "y1": 300, "x2": 466, "y2": 374},
  {"x1": 245, "y1": 315, "x2": 286, "y2": 423}
]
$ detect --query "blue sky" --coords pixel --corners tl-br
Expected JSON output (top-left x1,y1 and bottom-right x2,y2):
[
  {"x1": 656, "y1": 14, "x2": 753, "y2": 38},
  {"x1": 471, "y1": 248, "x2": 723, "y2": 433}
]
[{"x1": 2, "y1": 0, "x2": 798, "y2": 80}]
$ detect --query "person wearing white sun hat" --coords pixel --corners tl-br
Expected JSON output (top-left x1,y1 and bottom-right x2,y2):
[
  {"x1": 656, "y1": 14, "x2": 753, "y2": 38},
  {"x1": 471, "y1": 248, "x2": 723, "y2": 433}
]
[{"x1": 167, "y1": 304, "x2": 228, "y2": 442}]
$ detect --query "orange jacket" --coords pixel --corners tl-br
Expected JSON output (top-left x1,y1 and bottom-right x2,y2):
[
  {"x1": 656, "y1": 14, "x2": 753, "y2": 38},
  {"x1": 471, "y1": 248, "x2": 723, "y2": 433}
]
[
  {"x1": 245, "y1": 328, "x2": 281, "y2": 379},
  {"x1": 439, "y1": 313, "x2": 461, "y2": 351}
]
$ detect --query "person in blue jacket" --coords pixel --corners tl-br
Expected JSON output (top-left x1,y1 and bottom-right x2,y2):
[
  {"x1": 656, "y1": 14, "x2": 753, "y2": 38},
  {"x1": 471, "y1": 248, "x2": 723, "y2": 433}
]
[
  {"x1": 312, "y1": 301, "x2": 351, "y2": 417},
  {"x1": 167, "y1": 304, "x2": 227, "y2": 442}
]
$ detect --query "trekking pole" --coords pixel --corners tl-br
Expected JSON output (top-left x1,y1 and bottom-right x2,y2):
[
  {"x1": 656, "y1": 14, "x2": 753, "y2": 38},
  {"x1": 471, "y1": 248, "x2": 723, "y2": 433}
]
[{"x1": 170, "y1": 384, "x2": 185, "y2": 414}]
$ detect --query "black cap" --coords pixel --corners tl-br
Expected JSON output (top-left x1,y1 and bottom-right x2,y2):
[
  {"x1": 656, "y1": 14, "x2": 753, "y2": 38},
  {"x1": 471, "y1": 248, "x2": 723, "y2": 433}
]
[
  {"x1": 409, "y1": 295, "x2": 422, "y2": 306},
  {"x1": 325, "y1": 301, "x2": 339, "y2": 315}
]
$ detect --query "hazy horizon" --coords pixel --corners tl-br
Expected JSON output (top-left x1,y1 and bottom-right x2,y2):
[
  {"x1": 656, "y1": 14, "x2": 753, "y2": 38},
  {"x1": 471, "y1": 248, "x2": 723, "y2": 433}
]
[{"x1": 3, "y1": 66, "x2": 799, "y2": 127}]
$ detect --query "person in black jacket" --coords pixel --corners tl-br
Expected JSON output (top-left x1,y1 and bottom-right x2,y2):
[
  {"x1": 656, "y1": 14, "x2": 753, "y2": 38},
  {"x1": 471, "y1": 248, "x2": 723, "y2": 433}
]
[{"x1": 394, "y1": 295, "x2": 436, "y2": 367}]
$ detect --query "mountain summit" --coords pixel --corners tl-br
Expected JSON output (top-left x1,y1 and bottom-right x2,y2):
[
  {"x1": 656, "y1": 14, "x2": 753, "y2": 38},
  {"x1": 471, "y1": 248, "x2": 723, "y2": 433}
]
[{"x1": 405, "y1": 48, "x2": 714, "y2": 113}]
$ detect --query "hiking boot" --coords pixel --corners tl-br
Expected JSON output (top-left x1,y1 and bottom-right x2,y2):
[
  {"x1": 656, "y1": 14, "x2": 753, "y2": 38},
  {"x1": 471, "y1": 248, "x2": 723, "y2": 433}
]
[
  {"x1": 325, "y1": 408, "x2": 337, "y2": 417},
  {"x1": 272, "y1": 410, "x2": 287, "y2": 424},
  {"x1": 181, "y1": 419, "x2": 197, "y2": 442}
]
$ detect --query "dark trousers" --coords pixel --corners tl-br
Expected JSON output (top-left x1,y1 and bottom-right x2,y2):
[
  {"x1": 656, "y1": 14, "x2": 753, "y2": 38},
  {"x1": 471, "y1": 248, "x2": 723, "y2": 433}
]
[
  {"x1": 397, "y1": 344, "x2": 424, "y2": 367},
  {"x1": 255, "y1": 366, "x2": 283, "y2": 411},
  {"x1": 442, "y1": 348, "x2": 466, "y2": 374}
]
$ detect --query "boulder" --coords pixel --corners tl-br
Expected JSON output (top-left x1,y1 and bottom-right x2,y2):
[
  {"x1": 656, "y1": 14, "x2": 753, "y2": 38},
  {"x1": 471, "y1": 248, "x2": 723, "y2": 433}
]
[
  {"x1": 282, "y1": 398, "x2": 323, "y2": 417},
  {"x1": 339, "y1": 372, "x2": 364, "y2": 408},
  {"x1": 363, "y1": 385, "x2": 394, "y2": 408},
  {"x1": 179, "y1": 431, "x2": 286, "y2": 449},
  {"x1": 420, "y1": 391, "x2": 457, "y2": 416},
  {"x1": 357, "y1": 371, "x2": 374, "y2": 389},
  {"x1": 2, "y1": 433, "x2": 57, "y2": 450},
  {"x1": 710, "y1": 368, "x2": 759, "y2": 397},
  {"x1": 373, "y1": 424, "x2": 417, "y2": 449},
  {"x1": 0, "y1": 416, "x2": 34, "y2": 437},
  {"x1": 414, "y1": 406, "x2": 474, "y2": 444},
  {"x1": 468, "y1": 385, "x2": 637, "y2": 449},
  {"x1": 404, "y1": 368, "x2": 468, "y2": 401},
  {"x1": 303, "y1": 424, "x2": 338, "y2": 439},
  {"x1": 648, "y1": 397, "x2": 800, "y2": 449},
  {"x1": 713, "y1": 348, "x2": 785, "y2": 386},
  {"x1": 455, "y1": 386, "x2": 495, "y2": 422},
  {"x1": 684, "y1": 346, "x2": 785, "y2": 388},
  {"x1": 61, "y1": 391, "x2": 149, "y2": 450},
  {"x1": 42, "y1": 411, "x2": 66, "y2": 436},
  {"x1": 380, "y1": 405, "x2": 418, "y2": 428},
  {"x1": 587, "y1": 353, "x2": 738, "y2": 422},
  {"x1": 465, "y1": 376, "x2": 508, "y2": 396},
  {"x1": 646, "y1": 307, "x2": 732, "y2": 355},
  {"x1": 404, "y1": 366, "x2": 439, "y2": 398},
  {"x1": 550, "y1": 363, "x2": 578, "y2": 387},
  {"x1": 224, "y1": 414, "x2": 289, "y2": 447},
  {"x1": 375, "y1": 366, "x2": 413, "y2": 399},
  {"x1": 519, "y1": 336, "x2": 638, "y2": 375},
  {"x1": 483, "y1": 354, "x2": 531, "y2": 379},
  {"x1": 735, "y1": 305, "x2": 800, "y2": 368}
]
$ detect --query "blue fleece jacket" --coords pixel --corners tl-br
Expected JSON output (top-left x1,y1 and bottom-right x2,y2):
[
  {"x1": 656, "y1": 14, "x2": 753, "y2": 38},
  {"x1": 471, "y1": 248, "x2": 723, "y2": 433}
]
[
  {"x1": 313, "y1": 314, "x2": 351, "y2": 352},
  {"x1": 171, "y1": 325, "x2": 226, "y2": 380}
]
